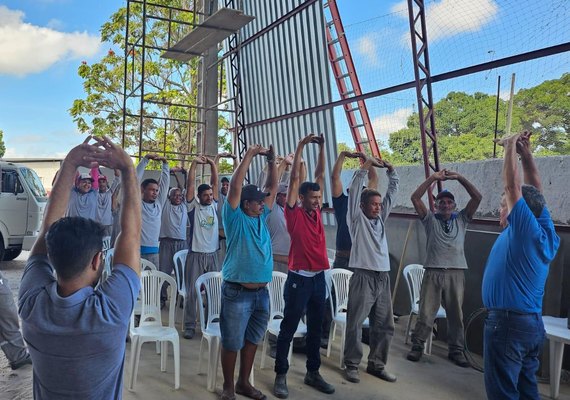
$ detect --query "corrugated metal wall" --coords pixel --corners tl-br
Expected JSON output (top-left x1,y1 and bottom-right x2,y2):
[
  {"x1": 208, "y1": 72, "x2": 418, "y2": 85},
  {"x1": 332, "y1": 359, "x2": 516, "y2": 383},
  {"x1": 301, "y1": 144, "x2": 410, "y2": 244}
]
[{"x1": 224, "y1": 0, "x2": 338, "y2": 222}]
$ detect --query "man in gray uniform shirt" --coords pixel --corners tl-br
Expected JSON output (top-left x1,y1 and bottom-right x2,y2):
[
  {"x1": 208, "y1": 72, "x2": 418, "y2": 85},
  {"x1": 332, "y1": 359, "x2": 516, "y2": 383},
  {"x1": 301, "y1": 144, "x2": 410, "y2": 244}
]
[
  {"x1": 407, "y1": 169, "x2": 481, "y2": 367},
  {"x1": 344, "y1": 157, "x2": 398, "y2": 384},
  {"x1": 66, "y1": 169, "x2": 99, "y2": 220},
  {"x1": 158, "y1": 181, "x2": 189, "y2": 308},
  {"x1": 136, "y1": 153, "x2": 170, "y2": 268},
  {"x1": 97, "y1": 170, "x2": 120, "y2": 237}
]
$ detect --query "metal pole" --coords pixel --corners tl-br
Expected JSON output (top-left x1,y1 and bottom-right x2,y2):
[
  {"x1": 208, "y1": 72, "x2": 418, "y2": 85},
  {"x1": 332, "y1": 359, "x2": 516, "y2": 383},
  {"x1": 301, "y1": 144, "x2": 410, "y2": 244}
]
[{"x1": 493, "y1": 75, "x2": 501, "y2": 158}]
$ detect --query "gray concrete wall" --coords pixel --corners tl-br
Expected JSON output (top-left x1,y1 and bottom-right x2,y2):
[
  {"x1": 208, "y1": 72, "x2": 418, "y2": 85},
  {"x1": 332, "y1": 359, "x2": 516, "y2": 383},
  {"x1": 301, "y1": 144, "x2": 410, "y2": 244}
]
[{"x1": 338, "y1": 155, "x2": 570, "y2": 224}]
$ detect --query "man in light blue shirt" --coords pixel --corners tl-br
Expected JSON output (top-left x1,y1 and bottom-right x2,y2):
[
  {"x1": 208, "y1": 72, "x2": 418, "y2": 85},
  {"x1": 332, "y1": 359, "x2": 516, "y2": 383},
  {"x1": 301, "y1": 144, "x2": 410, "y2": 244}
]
[
  {"x1": 19, "y1": 136, "x2": 142, "y2": 400},
  {"x1": 482, "y1": 131, "x2": 560, "y2": 399}
]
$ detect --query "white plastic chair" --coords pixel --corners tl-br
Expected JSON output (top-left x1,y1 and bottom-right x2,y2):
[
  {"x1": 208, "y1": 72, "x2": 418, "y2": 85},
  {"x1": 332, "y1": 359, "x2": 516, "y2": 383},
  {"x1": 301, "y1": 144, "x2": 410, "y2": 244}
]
[
  {"x1": 172, "y1": 249, "x2": 188, "y2": 325},
  {"x1": 195, "y1": 271, "x2": 223, "y2": 392},
  {"x1": 325, "y1": 268, "x2": 369, "y2": 369},
  {"x1": 134, "y1": 259, "x2": 159, "y2": 324},
  {"x1": 403, "y1": 264, "x2": 447, "y2": 355},
  {"x1": 127, "y1": 270, "x2": 180, "y2": 391},
  {"x1": 260, "y1": 271, "x2": 307, "y2": 369}
]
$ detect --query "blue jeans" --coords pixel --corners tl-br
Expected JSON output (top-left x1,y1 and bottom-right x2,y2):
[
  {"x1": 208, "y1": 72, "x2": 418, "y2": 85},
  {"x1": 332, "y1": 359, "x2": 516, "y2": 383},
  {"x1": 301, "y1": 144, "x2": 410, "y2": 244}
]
[
  {"x1": 484, "y1": 310, "x2": 545, "y2": 400},
  {"x1": 220, "y1": 282, "x2": 270, "y2": 351},
  {"x1": 275, "y1": 271, "x2": 326, "y2": 375}
]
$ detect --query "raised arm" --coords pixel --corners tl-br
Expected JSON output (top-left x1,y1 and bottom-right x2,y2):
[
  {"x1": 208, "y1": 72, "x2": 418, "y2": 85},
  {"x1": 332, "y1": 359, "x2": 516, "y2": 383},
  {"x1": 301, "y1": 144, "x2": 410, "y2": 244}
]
[
  {"x1": 444, "y1": 171, "x2": 482, "y2": 219},
  {"x1": 185, "y1": 157, "x2": 203, "y2": 203},
  {"x1": 367, "y1": 158, "x2": 379, "y2": 191},
  {"x1": 287, "y1": 134, "x2": 317, "y2": 208},
  {"x1": 262, "y1": 146, "x2": 278, "y2": 209},
  {"x1": 95, "y1": 138, "x2": 141, "y2": 274},
  {"x1": 314, "y1": 135, "x2": 326, "y2": 205},
  {"x1": 495, "y1": 133, "x2": 522, "y2": 213},
  {"x1": 109, "y1": 169, "x2": 121, "y2": 193},
  {"x1": 227, "y1": 145, "x2": 269, "y2": 209},
  {"x1": 331, "y1": 152, "x2": 348, "y2": 198},
  {"x1": 379, "y1": 159, "x2": 399, "y2": 221},
  {"x1": 207, "y1": 157, "x2": 219, "y2": 201},
  {"x1": 30, "y1": 137, "x2": 102, "y2": 257},
  {"x1": 157, "y1": 156, "x2": 170, "y2": 205},
  {"x1": 517, "y1": 131, "x2": 541, "y2": 192},
  {"x1": 411, "y1": 170, "x2": 446, "y2": 219},
  {"x1": 135, "y1": 155, "x2": 150, "y2": 182},
  {"x1": 90, "y1": 166, "x2": 100, "y2": 190},
  {"x1": 170, "y1": 166, "x2": 184, "y2": 190}
]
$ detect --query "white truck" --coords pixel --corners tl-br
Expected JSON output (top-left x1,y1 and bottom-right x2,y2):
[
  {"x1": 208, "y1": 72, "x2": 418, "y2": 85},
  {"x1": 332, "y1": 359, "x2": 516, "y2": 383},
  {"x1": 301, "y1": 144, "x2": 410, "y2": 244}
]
[{"x1": 0, "y1": 161, "x2": 47, "y2": 261}]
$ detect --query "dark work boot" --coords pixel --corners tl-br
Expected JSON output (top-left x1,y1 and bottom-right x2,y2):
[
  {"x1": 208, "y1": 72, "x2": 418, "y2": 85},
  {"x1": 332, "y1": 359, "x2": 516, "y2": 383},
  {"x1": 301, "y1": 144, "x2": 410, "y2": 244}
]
[
  {"x1": 273, "y1": 373, "x2": 289, "y2": 398},
  {"x1": 304, "y1": 370, "x2": 335, "y2": 394}
]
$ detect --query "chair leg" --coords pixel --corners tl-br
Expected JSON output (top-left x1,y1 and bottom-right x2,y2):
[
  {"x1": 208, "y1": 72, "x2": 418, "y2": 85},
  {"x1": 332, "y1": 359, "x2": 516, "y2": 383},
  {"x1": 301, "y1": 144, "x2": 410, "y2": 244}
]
[
  {"x1": 326, "y1": 323, "x2": 334, "y2": 358},
  {"x1": 129, "y1": 337, "x2": 143, "y2": 391},
  {"x1": 425, "y1": 332, "x2": 433, "y2": 355},
  {"x1": 173, "y1": 337, "x2": 180, "y2": 390},
  {"x1": 207, "y1": 338, "x2": 220, "y2": 392},
  {"x1": 198, "y1": 337, "x2": 205, "y2": 374},
  {"x1": 260, "y1": 332, "x2": 268, "y2": 369},
  {"x1": 128, "y1": 336, "x2": 138, "y2": 391},
  {"x1": 161, "y1": 341, "x2": 167, "y2": 372},
  {"x1": 287, "y1": 340, "x2": 293, "y2": 366},
  {"x1": 339, "y1": 325, "x2": 346, "y2": 370},
  {"x1": 405, "y1": 313, "x2": 414, "y2": 345}
]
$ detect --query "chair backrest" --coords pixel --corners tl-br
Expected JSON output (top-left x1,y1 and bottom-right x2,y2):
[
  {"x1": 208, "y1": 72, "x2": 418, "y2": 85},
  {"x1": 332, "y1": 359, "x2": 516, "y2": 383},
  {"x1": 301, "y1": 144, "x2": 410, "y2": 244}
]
[
  {"x1": 403, "y1": 264, "x2": 425, "y2": 310},
  {"x1": 101, "y1": 248, "x2": 115, "y2": 282},
  {"x1": 195, "y1": 271, "x2": 223, "y2": 332},
  {"x1": 102, "y1": 236, "x2": 112, "y2": 252},
  {"x1": 172, "y1": 249, "x2": 189, "y2": 296},
  {"x1": 328, "y1": 268, "x2": 353, "y2": 317},
  {"x1": 132, "y1": 270, "x2": 177, "y2": 329},
  {"x1": 267, "y1": 271, "x2": 288, "y2": 320},
  {"x1": 141, "y1": 258, "x2": 157, "y2": 271}
]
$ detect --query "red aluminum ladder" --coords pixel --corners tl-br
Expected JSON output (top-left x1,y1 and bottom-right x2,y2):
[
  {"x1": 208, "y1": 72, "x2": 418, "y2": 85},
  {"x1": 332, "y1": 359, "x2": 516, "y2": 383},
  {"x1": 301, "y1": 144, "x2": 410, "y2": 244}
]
[{"x1": 323, "y1": 0, "x2": 381, "y2": 158}]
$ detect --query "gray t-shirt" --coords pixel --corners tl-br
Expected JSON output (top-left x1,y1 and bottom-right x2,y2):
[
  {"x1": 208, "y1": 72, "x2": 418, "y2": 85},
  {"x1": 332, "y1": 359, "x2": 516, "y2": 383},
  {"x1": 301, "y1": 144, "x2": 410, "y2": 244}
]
[
  {"x1": 18, "y1": 255, "x2": 140, "y2": 400},
  {"x1": 97, "y1": 177, "x2": 121, "y2": 226},
  {"x1": 160, "y1": 201, "x2": 188, "y2": 240},
  {"x1": 266, "y1": 203, "x2": 291, "y2": 256},
  {"x1": 422, "y1": 209, "x2": 471, "y2": 269},
  {"x1": 66, "y1": 188, "x2": 98, "y2": 220},
  {"x1": 136, "y1": 158, "x2": 170, "y2": 249}
]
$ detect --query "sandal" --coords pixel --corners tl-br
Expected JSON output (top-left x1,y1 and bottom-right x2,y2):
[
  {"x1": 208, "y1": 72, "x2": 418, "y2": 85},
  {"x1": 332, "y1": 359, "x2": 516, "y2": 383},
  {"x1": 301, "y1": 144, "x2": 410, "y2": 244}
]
[
  {"x1": 220, "y1": 390, "x2": 236, "y2": 400},
  {"x1": 235, "y1": 383, "x2": 267, "y2": 400}
]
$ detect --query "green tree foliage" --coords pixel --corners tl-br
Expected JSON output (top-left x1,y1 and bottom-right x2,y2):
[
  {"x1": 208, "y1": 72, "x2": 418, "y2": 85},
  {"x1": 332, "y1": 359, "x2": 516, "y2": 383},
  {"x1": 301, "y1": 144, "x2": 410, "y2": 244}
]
[
  {"x1": 387, "y1": 74, "x2": 569, "y2": 164},
  {"x1": 69, "y1": 1, "x2": 229, "y2": 166},
  {"x1": 0, "y1": 129, "x2": 5, "y2": 158}
]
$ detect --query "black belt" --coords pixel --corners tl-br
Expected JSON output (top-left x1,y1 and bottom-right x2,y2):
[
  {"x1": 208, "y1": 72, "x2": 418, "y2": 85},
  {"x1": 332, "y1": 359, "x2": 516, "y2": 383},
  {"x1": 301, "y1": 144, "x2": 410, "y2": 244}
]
[{"x1": 224, "y1": 281, "x2": 267, "y2": 292}]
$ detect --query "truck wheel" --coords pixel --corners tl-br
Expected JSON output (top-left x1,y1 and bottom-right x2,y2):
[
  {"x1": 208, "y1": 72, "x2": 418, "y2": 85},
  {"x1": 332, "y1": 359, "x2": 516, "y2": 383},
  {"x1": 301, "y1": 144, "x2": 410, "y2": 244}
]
[{"x1": 3, "y1": 248, "x2": 22, "y2": 261}]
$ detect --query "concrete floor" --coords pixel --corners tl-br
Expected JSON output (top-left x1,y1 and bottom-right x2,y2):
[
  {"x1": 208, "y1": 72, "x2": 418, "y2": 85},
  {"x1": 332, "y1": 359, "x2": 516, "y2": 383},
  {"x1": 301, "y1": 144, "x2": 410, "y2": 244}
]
[
  {"x1": 122, "y1": 312, "x2": 569, "y2": 400},
  {"x1": 2, "y1": 254, "x2": 568, "y2": 400}
]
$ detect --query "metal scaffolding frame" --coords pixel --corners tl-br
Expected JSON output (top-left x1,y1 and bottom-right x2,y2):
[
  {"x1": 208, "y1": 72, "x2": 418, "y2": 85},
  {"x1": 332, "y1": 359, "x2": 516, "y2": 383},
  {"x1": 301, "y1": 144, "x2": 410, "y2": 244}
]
[
  {"x1": 120, "y1": 0, "x2": 570, "y2": 191},
  {"x1": 407, "y1": 0, "x2": 441, "y2": 210}
]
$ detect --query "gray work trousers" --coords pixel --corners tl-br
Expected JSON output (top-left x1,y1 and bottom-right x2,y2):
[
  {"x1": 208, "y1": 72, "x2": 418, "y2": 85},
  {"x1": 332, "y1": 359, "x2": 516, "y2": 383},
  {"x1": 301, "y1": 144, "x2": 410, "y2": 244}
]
[
  {"x1": 0, "y1": 272, "x2": 29, "y2": 365},
  {"x1": 344, "y1": 269, "x2": 394, "y2": 370},
  {"x1": 184, "y1": 251, "x2": 220, "y2": 330},
  {"x1": 411, "y1": 269, "x2": 465, "y2": 353},
  {"x1": 158, "y1": 238, "x2": 187, "y2": 301}
]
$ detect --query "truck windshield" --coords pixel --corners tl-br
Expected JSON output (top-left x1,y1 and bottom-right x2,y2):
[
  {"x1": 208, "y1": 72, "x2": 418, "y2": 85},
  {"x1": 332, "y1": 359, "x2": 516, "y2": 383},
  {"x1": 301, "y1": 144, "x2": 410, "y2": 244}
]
[{"x1": 20, "y1": 167, "x2": 48, "y2": 202}]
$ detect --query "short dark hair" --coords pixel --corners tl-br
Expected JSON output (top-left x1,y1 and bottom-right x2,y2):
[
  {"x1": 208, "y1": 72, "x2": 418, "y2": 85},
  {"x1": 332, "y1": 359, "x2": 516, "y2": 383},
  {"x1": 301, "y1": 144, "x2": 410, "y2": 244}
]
[
  {"x1": 221, "y1": 177, "x2": 230, "y2": 183},
  {"x1": 360, "y1": 188, "x2": 382, "y2": 205},
  {"x1": 46, "y1": 217, "x2": 105, "y2": 280},
  {"x1": 141, "y1": 178, "x2": 159, "y2": 189},
  {"x1": 521, "y1": 184, "x2": 545, "y2": 218},
  {"x1": 198, "y1": 184, "x2": 212, "y2": 196},
  {"x1": 299, "y1": 181, "x2": 320, "y2": 197}
]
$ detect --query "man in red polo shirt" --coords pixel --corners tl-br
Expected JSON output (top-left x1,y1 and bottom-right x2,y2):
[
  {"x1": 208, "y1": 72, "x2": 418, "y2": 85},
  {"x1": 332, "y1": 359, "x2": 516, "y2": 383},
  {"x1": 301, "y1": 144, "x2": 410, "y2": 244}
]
[{"x1": 273, "y1": 133, "x2": 334, "y2": 399}]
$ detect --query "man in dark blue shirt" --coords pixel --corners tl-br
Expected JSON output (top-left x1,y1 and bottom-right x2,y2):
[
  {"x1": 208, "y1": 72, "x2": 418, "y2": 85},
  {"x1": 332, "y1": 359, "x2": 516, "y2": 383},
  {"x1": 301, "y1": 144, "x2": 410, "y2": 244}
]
[{"x1": 482, "y1": 131, "x2": 560, "y2": 400}]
